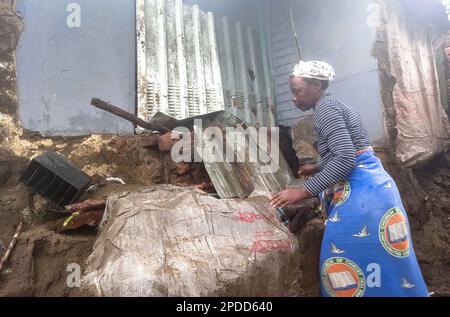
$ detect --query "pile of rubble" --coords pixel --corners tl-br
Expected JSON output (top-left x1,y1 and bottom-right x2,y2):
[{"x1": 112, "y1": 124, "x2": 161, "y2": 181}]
[{"x1": 0, "y1": 99, "x2": 325, "y2": 296}]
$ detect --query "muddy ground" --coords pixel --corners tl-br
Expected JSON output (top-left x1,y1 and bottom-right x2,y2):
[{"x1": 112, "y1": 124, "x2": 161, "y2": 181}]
[{"x1": 0, "y1": 112, "x2": 215, "y2": 296}]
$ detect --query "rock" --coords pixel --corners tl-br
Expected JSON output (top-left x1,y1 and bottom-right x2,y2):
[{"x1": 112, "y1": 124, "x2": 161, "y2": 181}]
[
  {"x1": 139, "y1": 133, "x2": 159, "y2": 148},
  {"x1": 290, "y1": 117, "x2": 319, "y2": 161},
  {"x1": 158, "y1": 132, "x2": 182, "y2": 152},
  {"x1": 292, "y1": 115, "x2": 316, "y2": 146},
  {"x1": 32, "y1": 194, "x2": 48, "y2": 212},
  {"x1": 0, "y1": 193, "x2": 16, "y2": 204},
  {"x1": 295, "y1": 140, "x2": 319, "y2": 161},
  {"x1": 21, "y1": 207, "x2": 33, "y2": 223},
  {"x1": 176, "y1": 162, "x2": 190, "y2": 175}
]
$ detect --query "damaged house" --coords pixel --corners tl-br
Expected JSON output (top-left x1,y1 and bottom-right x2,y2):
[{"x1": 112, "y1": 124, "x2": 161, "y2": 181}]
[{"x1": 1, "y1": 0, "x2": 450, "y2": 297}]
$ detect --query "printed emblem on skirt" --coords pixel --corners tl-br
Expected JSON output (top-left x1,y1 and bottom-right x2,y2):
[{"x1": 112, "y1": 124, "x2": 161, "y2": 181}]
[
  {"x1": 379, "y1": 207, "x2": 410, "y2": 258},
  {"x1": 321, "y1": 257, "x2": 366, "y2": 297},
  {"x1": 331, "y1": 181, "x2": 351, "y2": 206}
]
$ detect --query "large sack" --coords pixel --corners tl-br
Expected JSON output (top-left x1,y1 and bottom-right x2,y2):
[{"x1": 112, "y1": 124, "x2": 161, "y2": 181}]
[{"x1": 82, "y1": 186, "x2": 302, "y2": 296}]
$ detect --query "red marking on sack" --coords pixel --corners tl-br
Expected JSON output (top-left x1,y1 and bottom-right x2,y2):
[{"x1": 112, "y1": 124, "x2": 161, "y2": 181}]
[
  {"x1": 250, "y1": 239, "x2": 293, "y2": 253},
  {"x1": 255, "y1": 231, "x2": 274, "y2": 237},
  {"x1": 234, "y1": 212, "x2": 275, "y2": 223}
]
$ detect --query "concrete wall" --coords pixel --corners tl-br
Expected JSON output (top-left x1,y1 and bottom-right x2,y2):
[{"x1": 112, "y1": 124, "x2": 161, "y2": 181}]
[
  {"x1": 271, "y1": 0, "x2": 386, "y2": 144},
  {"x1": 15, "y1": 0, "x2": 136, "y2": 136}
]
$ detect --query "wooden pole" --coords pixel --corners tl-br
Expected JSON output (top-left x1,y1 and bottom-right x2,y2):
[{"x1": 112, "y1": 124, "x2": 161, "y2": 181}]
[
  {"x1": 90, "y1": 98, "x2": 169, "y2": 132},
  {"x1": 65, "y1": 199, "x2": 106, "y2": 213},
  {"x1": 0, "y1": 222, "x2": 23, "y2": 273}
]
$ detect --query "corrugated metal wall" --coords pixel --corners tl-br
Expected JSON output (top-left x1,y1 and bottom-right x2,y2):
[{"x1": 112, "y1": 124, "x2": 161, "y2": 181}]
[
  {"x1": 136, "y1": 0, "x2": 275, "y2": 126},
  {"x1": 271, "y1": 2, "x2": 301, "y2": 127}
]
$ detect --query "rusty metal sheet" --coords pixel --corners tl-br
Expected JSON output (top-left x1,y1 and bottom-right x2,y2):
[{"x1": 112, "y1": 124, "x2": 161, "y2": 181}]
[{"x1": 136, "y1": 0, "x2": 276, "y2": 126}]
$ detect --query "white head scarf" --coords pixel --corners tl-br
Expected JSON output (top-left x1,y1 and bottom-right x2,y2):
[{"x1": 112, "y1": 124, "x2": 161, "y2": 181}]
[{"x1": 292, "y1": 60, "x2": 336, "y2": 81}]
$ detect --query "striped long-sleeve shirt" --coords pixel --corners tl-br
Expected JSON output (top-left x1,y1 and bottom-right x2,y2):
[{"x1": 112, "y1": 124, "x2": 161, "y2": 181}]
[{"x1": 303, "y1": 93, "x2": 372, "y2": 197}]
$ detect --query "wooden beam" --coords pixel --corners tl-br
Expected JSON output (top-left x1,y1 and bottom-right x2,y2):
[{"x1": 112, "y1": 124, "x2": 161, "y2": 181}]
[
  {"x1": 90, "y1": 98, "x2": 169, "y2": 132},
  {"x1": 0, "y1": 222, "x2": 23, "y2": 273}
]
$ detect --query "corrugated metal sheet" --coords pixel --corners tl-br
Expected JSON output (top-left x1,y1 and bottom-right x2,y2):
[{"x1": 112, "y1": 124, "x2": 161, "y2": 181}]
[
  {"x1": 136, "y1": 0, "x2": 275, "y2": 126},
  {"x1": 203, "y1": 128, "x2": 295, "y2": 199},
  {"x1": 270, "y1": 1, "x2": 301, "y2": 128}
]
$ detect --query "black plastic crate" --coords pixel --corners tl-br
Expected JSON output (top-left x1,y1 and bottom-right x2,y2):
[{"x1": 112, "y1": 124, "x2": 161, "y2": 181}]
[{"x1": 19, "y1": 151, "x2": 91, "y2": 208}]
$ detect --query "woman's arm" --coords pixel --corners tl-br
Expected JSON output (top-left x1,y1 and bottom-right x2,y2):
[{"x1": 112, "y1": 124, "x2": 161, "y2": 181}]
[
  {"x1": 298, "y1": 163, "x2": 319, "y2": 178},
  {"x1": 303, "y1": 104, "x2": 356, "y2": 197}
]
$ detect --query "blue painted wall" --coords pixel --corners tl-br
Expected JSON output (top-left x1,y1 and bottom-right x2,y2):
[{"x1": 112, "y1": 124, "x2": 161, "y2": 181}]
[{"x1": 15, "y1": 0, "x2": 136, "y2": 136}]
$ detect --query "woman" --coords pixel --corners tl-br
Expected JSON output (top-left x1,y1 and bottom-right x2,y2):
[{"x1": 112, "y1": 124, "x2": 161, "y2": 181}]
[{"x1": 271, "y1": 60, "x2": 428, "y2": 297}]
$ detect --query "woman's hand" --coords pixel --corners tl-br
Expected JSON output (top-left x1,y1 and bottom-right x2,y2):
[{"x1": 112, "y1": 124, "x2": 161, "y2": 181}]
[
  {"x1": 298, "y1": 163, "x2": 318, "y2": 178},
  {"x1": 271, "y1": 187, "x2": 312, "y2": 209}
]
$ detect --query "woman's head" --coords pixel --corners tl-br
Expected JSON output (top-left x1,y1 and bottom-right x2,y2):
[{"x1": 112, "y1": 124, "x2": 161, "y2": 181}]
[
  {"x1": 289, "y1": 60, "x2": 335, "y2": 111},
  {"x1": 289, "y1": 76, "x2": 327, "y2": 111}
]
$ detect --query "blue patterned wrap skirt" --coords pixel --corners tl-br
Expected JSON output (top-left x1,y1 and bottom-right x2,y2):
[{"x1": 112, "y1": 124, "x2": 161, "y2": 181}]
[{"x1": 319, "y1": 149, "x2": 429, "y2": 297}]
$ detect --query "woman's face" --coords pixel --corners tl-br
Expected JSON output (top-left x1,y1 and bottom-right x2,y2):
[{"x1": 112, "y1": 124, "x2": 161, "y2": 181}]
[{"x1": 289, "y1": 76, "x2": 319, "y2": 112}]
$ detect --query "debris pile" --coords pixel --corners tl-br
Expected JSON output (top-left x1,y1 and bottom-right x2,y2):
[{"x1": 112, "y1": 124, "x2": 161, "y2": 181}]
[{"x1": 0, "y1": 102, "x2": 327, "y2": 296}]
